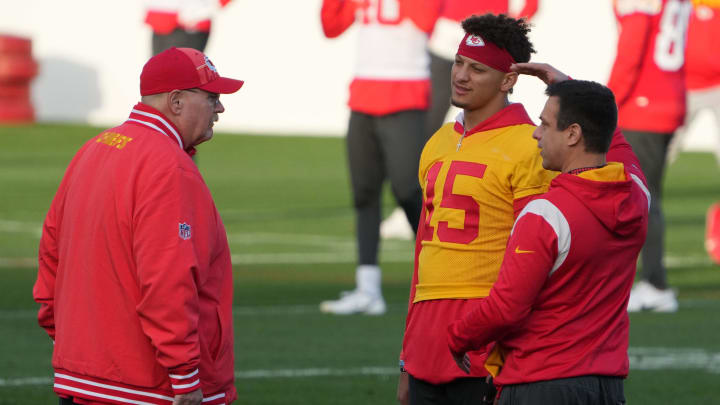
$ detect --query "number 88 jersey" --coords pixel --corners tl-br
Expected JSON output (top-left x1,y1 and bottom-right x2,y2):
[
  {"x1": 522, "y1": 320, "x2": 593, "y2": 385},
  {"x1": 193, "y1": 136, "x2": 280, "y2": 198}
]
[
  {"x1": 413, "y1": 104, "x2": 556, "y2": 303},
  {"x1": 609, "y1": 0, "x2": 692, "y2": 133}
]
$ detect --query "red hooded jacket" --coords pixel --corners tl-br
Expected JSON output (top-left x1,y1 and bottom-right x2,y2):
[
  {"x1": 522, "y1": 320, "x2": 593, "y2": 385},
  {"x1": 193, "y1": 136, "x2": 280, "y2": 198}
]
[{"x1": 447, "y1": 133, "x2": 649, "y2": 385}]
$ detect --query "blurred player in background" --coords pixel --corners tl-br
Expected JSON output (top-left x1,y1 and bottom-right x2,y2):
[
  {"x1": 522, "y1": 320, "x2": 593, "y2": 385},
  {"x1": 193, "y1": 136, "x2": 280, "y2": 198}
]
[
  {"x1": 397, "y1": 14, "x2": 556, "y2": 405},
  {"x1": 318, "y1": 0, "x2": 436, "y2": 315},
  {"x1": 666, "y1": 0, "x2": 720, "y2": 264},
  {"x1": 607, "y1": 0, "x2": 692, "y2": 313},
  {"x1": 145, "y1": 0, "x2": 233, "y2": 55},
  {"x1": 448, "y1": 77, "x2": 648, "y2": 405},
  {"x1": 381, "y1": 0, "x2": 540, "y2": 240}
]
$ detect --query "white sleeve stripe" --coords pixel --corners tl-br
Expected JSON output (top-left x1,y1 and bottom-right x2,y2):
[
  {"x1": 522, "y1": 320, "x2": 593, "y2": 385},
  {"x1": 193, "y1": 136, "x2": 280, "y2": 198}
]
[
  {"x1": 172, "y1": 380, "x2": 200, "y2": 390},
  {"x1": 630, "y1": 173, "x2": 651, "y2": 211},
  {"x1": 54, "y1": 373, "x2": 174, "y2": 400},
  {"x1": 169, "y1": 369, "x2": 199, "y2": 379},
  {"x1": 54, "y1": 384, "x2": 162, "y2": 405},
  {"x1": 513, "y1": 199, "x2": 571, "y2": 277},
  {"x1": 203, "y1": 393, "x2": 226, "y2": 402}
]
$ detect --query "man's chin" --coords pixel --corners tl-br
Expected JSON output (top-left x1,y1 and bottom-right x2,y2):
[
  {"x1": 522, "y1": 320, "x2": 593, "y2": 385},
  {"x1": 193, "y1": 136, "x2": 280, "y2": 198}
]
[{"x1": 450, "y1": 98, "x2": 468, "y2": 109}]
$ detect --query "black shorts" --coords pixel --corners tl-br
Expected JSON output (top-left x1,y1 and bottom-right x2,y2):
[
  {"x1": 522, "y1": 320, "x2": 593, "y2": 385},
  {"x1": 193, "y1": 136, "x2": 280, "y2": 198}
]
[
  {"x1": 498, "y1": 375, "x2": 625, "y2": 405},
  {"x1": 409, "y1": 373, "x2": 496, "y2": 405}
]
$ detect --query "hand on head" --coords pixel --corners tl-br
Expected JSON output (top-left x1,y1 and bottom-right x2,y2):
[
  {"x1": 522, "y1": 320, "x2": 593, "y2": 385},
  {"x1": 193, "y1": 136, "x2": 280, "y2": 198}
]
[{"x1": 510, "y1": 63, "x2": 570, "y2": 85}]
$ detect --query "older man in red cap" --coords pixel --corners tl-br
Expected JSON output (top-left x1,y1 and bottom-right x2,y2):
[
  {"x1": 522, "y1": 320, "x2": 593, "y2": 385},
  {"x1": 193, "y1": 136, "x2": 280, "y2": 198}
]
[{"x1": 33, "y1": 47, "x2": 243, "y2": 405}]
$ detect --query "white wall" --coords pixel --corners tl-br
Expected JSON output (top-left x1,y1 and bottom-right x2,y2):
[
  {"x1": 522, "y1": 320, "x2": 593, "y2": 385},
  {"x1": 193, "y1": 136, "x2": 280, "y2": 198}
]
[{"x1": 1, "y1": 0, "x2": 717, "y2": 151}]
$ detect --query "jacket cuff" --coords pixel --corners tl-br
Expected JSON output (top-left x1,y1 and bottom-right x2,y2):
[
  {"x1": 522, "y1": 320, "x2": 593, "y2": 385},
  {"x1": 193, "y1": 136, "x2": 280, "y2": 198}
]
[
  {"x1": 447, "y1": 321, "x2": 470, "y2": 355},
  {"x1": 168, "y1": 368, "x2": 200, "y2": 395}
]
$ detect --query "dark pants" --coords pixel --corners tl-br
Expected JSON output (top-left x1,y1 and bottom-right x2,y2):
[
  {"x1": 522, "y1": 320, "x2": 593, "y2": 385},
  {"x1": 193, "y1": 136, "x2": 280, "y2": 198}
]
[
  {"x1": 347, "y1": 110, "x2": 426, "y2": 265},
  {"x1": 152, "y1": 28, "x2": 210, "y2": 55},
  {"x1": 59, "y1": 397, "x2": 78, "y2": 405},
  {"x1": 624, "y1": 130, "x2": 673, "y2": 289},
  {"x1": 409, "y1": 373, "x2": 496, "y2": 405},
  {"x1": 498, "y1": 376, "x2": 625, "y2": 405},
  {"x1": 427, "y1": 53, "x2": 454, "y2": 138}
]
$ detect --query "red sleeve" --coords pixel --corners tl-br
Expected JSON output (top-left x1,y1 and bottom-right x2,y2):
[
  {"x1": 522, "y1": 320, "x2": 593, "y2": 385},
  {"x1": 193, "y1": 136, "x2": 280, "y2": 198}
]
[
  {"x1": 513, "y1": 194, "x2": 535, "y2": 218},
  {"x1": 400, "y1": 203, "x2": 427, "y2": 359},
  {"x1": 515, "y1": 0, "x2": 539, "y2": 20},
  {"x1": 404, "y1": 0, "x2": 442, "y2": 34},
  {"x1": 133, "y1": 167, "x2": 208, "y2": 395},
  {"x1": 321, "y1": 0, "x2": 358, "y2": 38},
  {"x1": 34, "y1": 196, "x2": 61, "y2": 341},
  {"x1": 447, "y1": 212, "x2": 557, "y2": 354},
  {"x1": 607, "y1": 128, "x2": 648, "y2": 186},
  {"x1": 607, "y1": 13, "x2": 653, "y2": 108}
]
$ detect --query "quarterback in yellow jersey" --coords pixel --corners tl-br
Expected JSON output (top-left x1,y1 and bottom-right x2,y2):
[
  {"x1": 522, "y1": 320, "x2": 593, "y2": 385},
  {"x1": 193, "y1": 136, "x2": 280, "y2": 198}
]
[
  {"x1": 414, "y1": 105, "x2": 550, "y2": 302},
  {"x1": 397, "y1": 14, "x2": 557, "y2": 405}
]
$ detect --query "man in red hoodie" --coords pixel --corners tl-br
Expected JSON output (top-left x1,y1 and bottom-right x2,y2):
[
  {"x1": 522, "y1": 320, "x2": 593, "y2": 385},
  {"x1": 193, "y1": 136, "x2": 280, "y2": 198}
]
[
  {"x1": 447, "y1": 77, "x2": 649, "y2": 405},
  {"x1": 33, "y1": 47, "x2": 243, "y2": 405}
]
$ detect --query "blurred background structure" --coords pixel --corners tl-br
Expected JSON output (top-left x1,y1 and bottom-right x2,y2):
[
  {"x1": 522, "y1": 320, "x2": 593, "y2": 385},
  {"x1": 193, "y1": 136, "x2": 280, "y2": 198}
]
[{"x1": 0, "y1": 0, "x2": 716, "y2": 152}]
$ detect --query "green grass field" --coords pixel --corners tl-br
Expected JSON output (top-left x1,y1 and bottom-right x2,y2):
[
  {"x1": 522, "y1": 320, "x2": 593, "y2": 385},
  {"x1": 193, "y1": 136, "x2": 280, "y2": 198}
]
[{"x1": 1, "y1": 124, "x2": 719, "y2": 404}]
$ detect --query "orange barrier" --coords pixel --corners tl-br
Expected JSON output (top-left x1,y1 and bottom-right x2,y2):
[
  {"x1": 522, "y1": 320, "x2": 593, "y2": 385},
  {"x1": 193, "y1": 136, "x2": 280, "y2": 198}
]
[{"x1": 0, "y1": 35, "x2": 38, "y2": 123}]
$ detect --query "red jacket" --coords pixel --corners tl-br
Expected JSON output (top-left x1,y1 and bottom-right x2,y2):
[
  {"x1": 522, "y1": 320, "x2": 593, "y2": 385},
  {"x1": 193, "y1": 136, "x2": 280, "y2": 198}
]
[
  {"x1": 447, "y1": 132, "x2": 649, "y2": 385},
  {"x1": 686, "y1": 2, "x2": 720, "y2": 90},
  {"x1": 607, "y1": 0, "x2": 692, "y2": 133},
  {"x1": 33, "y1": 103, "x2": 236, "y2": 405},
  {"x1": 321, "y1": 0, "x2": 433, "y2": 115}
]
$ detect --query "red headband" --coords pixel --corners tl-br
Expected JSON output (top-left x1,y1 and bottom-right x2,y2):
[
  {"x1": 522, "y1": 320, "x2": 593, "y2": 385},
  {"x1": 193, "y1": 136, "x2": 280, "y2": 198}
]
[{"x1": 457, "y1": 33, "x2": 515, "y2": 73}]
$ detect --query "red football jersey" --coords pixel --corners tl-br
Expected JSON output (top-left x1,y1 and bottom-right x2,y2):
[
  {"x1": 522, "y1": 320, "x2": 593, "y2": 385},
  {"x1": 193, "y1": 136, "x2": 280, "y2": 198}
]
[
  {"x1": 438, "y1": 0, "x2": 508, "y2": 20},
  {"x1": 608, "y1": 0, "x2": 692, "y2": 133},
  {"x1": 686, "y1": 1, "x2": 720, "y2": 90},
  {"x1": 321, "y1": 0, "x2": 436, "y2": 115}
]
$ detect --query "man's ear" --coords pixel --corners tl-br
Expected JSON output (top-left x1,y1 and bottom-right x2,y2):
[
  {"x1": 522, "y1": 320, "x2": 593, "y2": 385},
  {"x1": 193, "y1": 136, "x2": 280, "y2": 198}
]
[
  {"x1": 167, "y1": 90, "x2": 184, "y2": 115},
  {"x1": 500, "y1": 71, "x2": 518, "y2": 92},
  {"x1": 566, "y1": 123, "x2": 583, "y2": 147}
]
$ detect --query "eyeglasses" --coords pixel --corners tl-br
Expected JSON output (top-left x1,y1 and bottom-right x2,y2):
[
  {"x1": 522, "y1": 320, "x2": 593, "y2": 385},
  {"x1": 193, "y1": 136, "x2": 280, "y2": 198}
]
[{"x1": 184, "y1": 88, "x2": 221, "y2": 107}]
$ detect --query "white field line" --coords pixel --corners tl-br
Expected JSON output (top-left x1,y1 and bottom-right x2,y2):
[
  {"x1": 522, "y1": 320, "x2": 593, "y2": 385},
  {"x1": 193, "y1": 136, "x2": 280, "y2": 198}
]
[
  {"x1": 0, "y1": 253, "x2": 711, "y2": 268},
  {"x1": 230, "y1": 251, "x2": 412, "y2": 265},
  {"x1": 0, "y1": 304, "x2": 406, "y2": 320},
  {"x1": 0, "y1": 225, "x2": 714, "y2": 266},
  {"x1": 227, "y1": 233, "x2": 354, "y2": 248},
  {"x1": 0, "y1": 220, "x2": 41, "y2": 237},
  {"x1": 1, "y1": 347, "x2": 719, "y2": 387},
  {"x1": 7, "y1": 298, "x2": 720, "y2": 321}
]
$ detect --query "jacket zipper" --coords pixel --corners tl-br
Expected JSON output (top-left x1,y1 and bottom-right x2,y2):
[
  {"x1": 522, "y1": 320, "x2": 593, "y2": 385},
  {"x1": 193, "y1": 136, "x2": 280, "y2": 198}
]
[{"x1": 456, "y1": 128, "x2": 467, "y2": 151}]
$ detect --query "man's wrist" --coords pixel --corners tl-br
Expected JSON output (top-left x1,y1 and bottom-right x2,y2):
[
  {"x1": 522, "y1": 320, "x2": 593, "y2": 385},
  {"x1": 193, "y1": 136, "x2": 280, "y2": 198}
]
[{"x1": 399, "y1": 359, "x2": 407, "y2": 373}]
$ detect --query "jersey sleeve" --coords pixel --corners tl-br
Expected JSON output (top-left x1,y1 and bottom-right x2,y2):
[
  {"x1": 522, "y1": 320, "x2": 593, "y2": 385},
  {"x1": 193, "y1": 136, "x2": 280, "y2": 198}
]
[
  {"x1": 33, "y1": 151, "x2": 84, "y2": 342},
  {"x1": 607, "y1": 128, "x2": 648, "y2": 186},
  {"x1": 34, "y1": 194, "x2": 62, "y2": 341},
  {"x1": 403, "y1": 0, "x2": 442, "y2": 34},
  {"x1": 514, "y1": 0, "x2": 539, "y2": 19},
  {"x1": 447, "y1": 208, "x2": 558, "y2": 354},
  {"x1": 133, "y1": 166, "x2": 214, "y2": 395},
  {"x1": 607, "y1": 11, "x2": 653, "y2": 107},
  {"x1": 321, "y1": 0, "x2": 358, "y2": 38}
]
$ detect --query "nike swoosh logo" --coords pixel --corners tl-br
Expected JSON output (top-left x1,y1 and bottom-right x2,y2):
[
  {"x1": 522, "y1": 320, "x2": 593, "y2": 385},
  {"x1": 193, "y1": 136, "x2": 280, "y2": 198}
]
[{"x1": 514, "y1": 246, "x2": 534, "y2": 254}]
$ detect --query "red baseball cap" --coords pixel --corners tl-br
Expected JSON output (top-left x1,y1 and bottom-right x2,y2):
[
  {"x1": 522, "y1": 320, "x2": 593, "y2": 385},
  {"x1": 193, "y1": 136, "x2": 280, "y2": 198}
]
[{"x1": 140, "y1": 47, "x2": 244, "y2": 96}]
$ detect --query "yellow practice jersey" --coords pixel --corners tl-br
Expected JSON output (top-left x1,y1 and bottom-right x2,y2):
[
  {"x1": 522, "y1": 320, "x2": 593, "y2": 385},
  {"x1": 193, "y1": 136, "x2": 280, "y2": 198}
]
[{"x1": 414, "y1": 104, "x2": 557, "y2": 302}]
